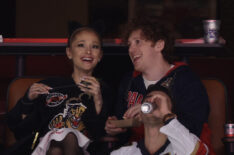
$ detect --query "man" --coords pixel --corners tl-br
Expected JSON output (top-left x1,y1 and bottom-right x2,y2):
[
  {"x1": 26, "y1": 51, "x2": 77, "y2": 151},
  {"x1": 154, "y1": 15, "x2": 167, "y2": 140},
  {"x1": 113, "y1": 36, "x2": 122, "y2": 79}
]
[
  {"x1": 105, "y1": 16, "x2": 211, "y2": 151},
  {"x1": 111, "y1": 84, "x2": 209, "y2": 155}
]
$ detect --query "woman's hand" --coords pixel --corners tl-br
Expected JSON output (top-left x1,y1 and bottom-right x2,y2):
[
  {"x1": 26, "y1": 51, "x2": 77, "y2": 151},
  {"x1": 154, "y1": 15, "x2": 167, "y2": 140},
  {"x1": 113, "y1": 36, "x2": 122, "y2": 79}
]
[
  {"x1": 78, "y1": 76, "x2": 103, "y2": 114},
  {"x1": 28, "y1": 83, "x2": 52, "y2": 101}
]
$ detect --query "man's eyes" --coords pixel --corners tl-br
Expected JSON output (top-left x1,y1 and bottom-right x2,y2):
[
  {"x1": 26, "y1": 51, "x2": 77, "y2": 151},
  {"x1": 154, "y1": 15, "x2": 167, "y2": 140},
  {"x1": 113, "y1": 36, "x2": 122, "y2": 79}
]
[
  {"x1": 135, "y1": 40, "x2": 140, "y2": 44},
  {"x1": 127, "y1": 39, "x2": 141, "y2": 46}
]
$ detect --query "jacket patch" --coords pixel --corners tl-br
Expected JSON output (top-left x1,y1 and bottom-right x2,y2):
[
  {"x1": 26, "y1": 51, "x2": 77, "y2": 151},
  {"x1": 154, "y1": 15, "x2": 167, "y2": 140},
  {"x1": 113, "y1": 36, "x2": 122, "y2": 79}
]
[
  {"x1": 48, "y1": 113, "x2": 65, "y2": 130},
  {"x1": 127, "y1": 91, "x2": 143, "y2": 108},
  {"x1": 161, "y1": 77, "x2": 173, "y2": 89},
  {"x1": 64, "y1": 102, "x2": 87, "y2": 130},
  {"x1": 48, "y1": 97, "x2": 87, "y2": 132},
  {"x1": 46, "y1": 92, "x2": 68, "y2": 107}
]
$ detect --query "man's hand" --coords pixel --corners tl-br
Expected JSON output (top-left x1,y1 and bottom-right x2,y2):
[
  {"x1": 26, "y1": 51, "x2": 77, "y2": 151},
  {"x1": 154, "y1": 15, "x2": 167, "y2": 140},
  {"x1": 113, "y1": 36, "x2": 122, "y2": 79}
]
[
  {"x1": 143, "y1": 91, "x2": 172, "y2": 119},
  {"x1": 105, "y1": 116, "x2": 127, "y2": 136},
  {"x1": 123, "y1": 104, "x2": 141, "y2": 120}
]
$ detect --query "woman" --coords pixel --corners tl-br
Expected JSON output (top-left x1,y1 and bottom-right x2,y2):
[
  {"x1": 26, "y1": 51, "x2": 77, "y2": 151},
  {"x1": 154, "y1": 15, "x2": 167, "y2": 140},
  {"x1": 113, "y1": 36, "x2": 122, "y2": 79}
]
[{"x1": 7, "y1": 27, "x2": 113, "y2": 155}]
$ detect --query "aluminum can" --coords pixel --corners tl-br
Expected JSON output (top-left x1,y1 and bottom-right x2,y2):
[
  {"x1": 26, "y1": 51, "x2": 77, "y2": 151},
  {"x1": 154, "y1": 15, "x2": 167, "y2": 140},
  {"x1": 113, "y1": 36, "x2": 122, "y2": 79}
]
[
  {"x1": 225, "y1": 123, "x2": 234, "y2": 137},
  {"x1": 203, "y1": 20, "x2": 221, "y2": 44},
  {"x1": 141, "y1": 102, "x2": 157, "y2": 114}
]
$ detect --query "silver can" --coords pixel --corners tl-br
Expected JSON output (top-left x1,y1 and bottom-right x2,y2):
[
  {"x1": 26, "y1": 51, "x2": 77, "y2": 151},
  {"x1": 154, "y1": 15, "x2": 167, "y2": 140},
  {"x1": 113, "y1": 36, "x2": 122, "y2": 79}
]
[
  {"x1": 141, "y1": 102, "x2": 157, "y2": 114},
  {"x1": 225, "y1": 123, "x2": 234, "y2": 137},
  {"x1": 203, "y1": 20, "x2": 221, "y2": 44}
]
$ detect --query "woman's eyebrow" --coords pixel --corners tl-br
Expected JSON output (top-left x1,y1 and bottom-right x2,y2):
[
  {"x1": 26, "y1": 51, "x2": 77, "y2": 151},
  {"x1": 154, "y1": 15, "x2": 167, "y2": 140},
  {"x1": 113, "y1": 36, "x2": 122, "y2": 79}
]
[
  {"x1": 77, "y1": 40, "x2": 85, "y2": 43},
  {"x1": 92, "y1": 41, "x2": 100, "y2": 44}
]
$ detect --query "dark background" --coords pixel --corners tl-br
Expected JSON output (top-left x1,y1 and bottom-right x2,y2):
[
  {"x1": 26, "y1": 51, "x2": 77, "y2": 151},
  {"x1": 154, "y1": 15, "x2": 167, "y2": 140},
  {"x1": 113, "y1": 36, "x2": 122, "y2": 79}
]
[{"x1": 1, "y1": 0, "x2": 234, "y2": 150}]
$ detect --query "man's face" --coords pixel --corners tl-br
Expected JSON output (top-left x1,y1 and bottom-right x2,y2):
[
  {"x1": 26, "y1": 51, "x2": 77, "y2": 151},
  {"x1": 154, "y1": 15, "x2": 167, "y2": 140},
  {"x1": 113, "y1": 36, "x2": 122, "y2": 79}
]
[
  {"x1": 128, "y1": 29, "x2": 158, "y2": 72},
  {"x1": 141, "y1": 91, "x2": 172, "y2": 127}
]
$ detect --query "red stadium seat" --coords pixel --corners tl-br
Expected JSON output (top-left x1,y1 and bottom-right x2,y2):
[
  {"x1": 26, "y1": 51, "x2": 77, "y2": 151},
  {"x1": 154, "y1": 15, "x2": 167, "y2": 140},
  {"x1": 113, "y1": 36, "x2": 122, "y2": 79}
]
[{"x1": 202, "y1": 78, "x2": 227, "y2": 155}]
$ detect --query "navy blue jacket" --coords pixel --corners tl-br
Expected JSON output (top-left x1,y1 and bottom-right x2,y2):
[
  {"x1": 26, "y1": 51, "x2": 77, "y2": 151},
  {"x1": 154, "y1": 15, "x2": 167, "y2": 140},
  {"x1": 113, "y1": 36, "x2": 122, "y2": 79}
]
[{"x1": 114, "y1": 62, "x2": 210, "y2": 143}]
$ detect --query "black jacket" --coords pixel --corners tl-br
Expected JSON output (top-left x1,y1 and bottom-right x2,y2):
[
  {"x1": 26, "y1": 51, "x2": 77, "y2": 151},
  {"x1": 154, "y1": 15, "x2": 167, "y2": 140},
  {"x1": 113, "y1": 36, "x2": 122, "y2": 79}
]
[
  {"x1": 7, "y1": 77, "x2": 113, "y2": 153},
  {"x1": 114, "y1": 62, "x2": 210, "y2": 143}
]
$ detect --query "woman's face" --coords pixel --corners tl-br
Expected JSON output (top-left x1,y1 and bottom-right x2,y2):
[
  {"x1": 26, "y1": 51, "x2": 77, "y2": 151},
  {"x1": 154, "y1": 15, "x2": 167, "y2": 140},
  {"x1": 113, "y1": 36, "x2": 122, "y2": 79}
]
[{"x1": 66, "y1": 30, "x2": 102, "y2": 74}]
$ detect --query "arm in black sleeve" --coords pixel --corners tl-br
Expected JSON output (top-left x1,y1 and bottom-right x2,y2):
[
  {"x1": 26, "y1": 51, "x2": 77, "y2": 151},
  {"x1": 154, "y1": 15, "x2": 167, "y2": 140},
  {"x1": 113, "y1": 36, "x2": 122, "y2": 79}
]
[
  {"x1": 84, "y1": 81, "x2": 115, "y2": 140},
  {"x1": 99, "y1": 81, "x2": 115, "y2": 118},
  {"x1": 174, "y1": 77, "x2": 209, "y2": 137},
  {"x1": 7, "y1": 90, "x2": 41, "y2": 140},
  {"x1": 114, "y1": 73, "x2": 133, "y2": 119},
  {"x1": 111, "y1": 73, "x2": 133, "y2": 145}
]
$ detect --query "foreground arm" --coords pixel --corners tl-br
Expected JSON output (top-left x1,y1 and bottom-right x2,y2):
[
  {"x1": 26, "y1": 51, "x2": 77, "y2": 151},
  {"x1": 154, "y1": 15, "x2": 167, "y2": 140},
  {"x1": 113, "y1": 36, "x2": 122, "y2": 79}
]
[{"x1": 160, "y1": 118, "x2": 209, "y2": 155}]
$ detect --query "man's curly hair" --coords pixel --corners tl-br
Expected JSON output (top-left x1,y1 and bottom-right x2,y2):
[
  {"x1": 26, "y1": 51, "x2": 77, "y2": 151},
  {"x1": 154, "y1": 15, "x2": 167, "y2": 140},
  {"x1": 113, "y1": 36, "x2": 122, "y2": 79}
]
[{"x1": 124, "y1": 16, "x2": 175, "y2": 63}]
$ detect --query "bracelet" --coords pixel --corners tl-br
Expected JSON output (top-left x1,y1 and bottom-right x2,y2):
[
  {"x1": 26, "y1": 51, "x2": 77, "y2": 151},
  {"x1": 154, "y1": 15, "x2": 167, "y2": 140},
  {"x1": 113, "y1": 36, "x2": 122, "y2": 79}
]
[{"x1": 163, "y1": 113, "x2": 177, "y2": 124}]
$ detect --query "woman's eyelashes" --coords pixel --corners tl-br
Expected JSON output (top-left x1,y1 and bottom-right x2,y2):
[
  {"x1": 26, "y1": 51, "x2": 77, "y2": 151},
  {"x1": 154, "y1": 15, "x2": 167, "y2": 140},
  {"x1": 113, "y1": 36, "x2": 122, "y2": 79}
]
[
  {"x1": 76, "y1": 43, "x2": 100, "y2": 50},
  {"x1": 92, "y1": 44, "x2": 100, "y2": 49},
  {"x1": 77, "y1": 43, "x2": 84, "y2": 47}
]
